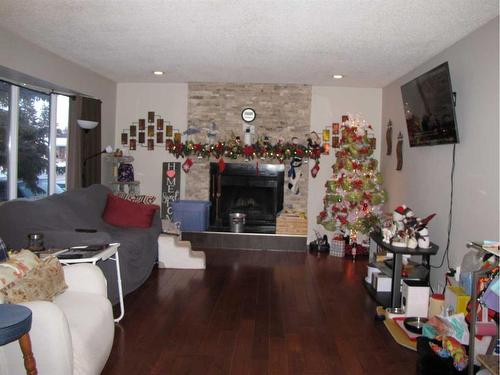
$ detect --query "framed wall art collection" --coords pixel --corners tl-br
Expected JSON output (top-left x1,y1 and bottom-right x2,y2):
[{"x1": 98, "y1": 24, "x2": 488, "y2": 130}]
[{"x1": 121, "y1": 111, "x2": 180, "y2": 151}]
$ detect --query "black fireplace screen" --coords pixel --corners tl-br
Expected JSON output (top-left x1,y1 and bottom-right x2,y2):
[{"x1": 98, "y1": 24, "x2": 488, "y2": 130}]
[{"x1": 209, "y1": 163, "x2": 284, "y2": 229}]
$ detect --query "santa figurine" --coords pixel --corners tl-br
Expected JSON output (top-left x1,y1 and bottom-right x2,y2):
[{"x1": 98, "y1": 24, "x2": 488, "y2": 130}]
[{"x1": 393, "y1": 205, "x2": 411, "y2": 232}]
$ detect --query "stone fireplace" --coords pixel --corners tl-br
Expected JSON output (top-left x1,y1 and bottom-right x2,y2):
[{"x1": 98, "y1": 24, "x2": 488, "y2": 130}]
[
  {"x1": 209, "y1": 162, "x2": 284, "y2": 233},
  {"x1": 185, "y1": 83, "x2": 312, "y2": 230}
]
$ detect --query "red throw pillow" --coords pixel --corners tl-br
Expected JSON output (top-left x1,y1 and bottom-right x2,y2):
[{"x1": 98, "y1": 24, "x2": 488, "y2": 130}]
[{"x1": 103, "y1": 193, "x2": 159, "y2": 228}]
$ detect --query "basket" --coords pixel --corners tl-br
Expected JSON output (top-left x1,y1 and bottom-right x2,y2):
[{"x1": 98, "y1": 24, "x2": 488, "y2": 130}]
[{"x1": 330, "y1": 239, "x2": 345, "y2": 257}]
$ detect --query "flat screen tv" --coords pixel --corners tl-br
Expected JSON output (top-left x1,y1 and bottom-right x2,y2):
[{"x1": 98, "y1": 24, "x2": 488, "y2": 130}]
[{"x1": 401, "y1": 62, "x2": 459, "y2": 147}]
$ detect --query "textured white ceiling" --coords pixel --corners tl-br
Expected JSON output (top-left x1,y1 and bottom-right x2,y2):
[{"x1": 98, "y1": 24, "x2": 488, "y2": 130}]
[{"x1": 0, "y1": 1, "x2": 498, "y2": 87}]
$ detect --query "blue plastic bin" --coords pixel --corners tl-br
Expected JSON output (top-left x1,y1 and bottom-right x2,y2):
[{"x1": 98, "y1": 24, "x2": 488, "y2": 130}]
[{"x1": 171, "y1": 200, "x2": 211, "y2": 232}]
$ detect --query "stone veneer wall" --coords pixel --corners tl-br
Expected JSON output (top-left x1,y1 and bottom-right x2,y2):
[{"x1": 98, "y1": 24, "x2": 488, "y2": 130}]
[{"x1": 186, "y1": 83, "x2": 312, "y2": 215}]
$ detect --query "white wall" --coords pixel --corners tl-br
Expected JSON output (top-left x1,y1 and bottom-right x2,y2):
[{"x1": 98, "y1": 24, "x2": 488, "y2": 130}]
[
  {"x1": 308, "y1": 86, "x2": 383, "y2": 241},
  {"x1": 114, "y1": 83, "x2": 188, "y2": 203},
  {"x1": 380, "y1": 18, "x2": 499, "y2": 290},
  {"x1": 115, "y1": 83, "x2": 383, "y2": 235},
  {"x1": 0, "y1": 27, "x2": 117, "y2": 181}
]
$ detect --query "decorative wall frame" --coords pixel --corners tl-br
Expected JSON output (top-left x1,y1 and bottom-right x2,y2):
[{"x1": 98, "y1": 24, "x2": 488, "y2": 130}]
[
  {"x1": 122, "y1": 111, "x2": 174, "y2": 151},
  {"x1": 161, "y1": 162, "x2": 181, "y2": 220}
]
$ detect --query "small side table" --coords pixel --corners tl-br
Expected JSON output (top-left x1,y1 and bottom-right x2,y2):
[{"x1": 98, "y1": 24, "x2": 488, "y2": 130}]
[
  {"x1": 0, "y1": 304, "x2": 37, "y2": 375},
  {"x1": 58, "y1": 243, "x2": 124, "y2": 323}
]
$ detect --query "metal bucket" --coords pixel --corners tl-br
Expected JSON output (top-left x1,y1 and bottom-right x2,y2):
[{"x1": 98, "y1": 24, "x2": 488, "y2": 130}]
[{"x1": 229, "y1": 213, "x2": 246, "y2": 233}]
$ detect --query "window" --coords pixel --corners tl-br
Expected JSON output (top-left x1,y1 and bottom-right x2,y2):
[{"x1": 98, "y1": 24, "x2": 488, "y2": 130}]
[
  {"x1": 56, "y1": 95, "x2": 68, "y2": 191},
  {"x1": 18, "y1": 88, "x2": 50, "y2": 198},
  {"x1": 0, "y1": 82, "x2": 9, "y2": 201},
  {"x1": 0, "y1": 82, "x2": 70, "y2": 200}
]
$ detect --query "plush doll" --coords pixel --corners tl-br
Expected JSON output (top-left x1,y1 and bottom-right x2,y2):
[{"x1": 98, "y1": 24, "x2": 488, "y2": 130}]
[
  {"x1": 202, "y1": 122, "x2": 219, "y2": 145},
  {"x1": 393, "y1": 205, "x2": 409, "y2": 231},
  {"x1": 391, "y1": 231, "x2": 408, "y2": 247},
  {"x1": 417, "y1": 227, "x2": 430, "y2": 248},
  {"x1": 407, "y1": 234, "x2": 418, "y2": 249},
  {"x1": 288, "y1": 156, "x2": 303, "y2": 194},
  {"x1": 403, "y1": 208, "x2": 418, "y2": 228},
  {"x1": 382, "y1": 227, "x2": 393, "y2": 243},
  {"x1": 431, "y1": 336, "x2": 468, "y2": 371}
]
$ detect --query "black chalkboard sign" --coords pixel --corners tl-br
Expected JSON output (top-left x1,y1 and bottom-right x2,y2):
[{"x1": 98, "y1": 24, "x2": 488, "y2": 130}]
[{"x1": 161, "y1": 162, "x2": 181, "y2": 220}]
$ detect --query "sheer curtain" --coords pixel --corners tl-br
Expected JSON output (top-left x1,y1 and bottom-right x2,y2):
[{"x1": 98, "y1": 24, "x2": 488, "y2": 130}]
[{"x1": 67, "y1": 96, "x2": 102, "y2": 189}]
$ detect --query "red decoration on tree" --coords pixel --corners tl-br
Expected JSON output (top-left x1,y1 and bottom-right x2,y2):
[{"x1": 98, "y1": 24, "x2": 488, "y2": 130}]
[
  {"x1": 338, "y1": 215, "x2": 348, "y2": 225},
  {"x1": 182, "y1": 158, "x2": 193, "y2": 173},
  {"x1": 353, "y1": 180, "x2": 363, "y2": 189}
]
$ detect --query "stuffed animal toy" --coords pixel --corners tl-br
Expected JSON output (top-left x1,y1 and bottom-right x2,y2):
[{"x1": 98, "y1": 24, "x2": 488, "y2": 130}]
[
  {"x1": 417, "y1": 227, "x2": 430, "y2": 248},
  {"x1": 382, "y1": 227, "x2": 393, "y2": 244},
  {"x1": 288, "y1": 156, "x2": 303, "y2": 194},
  {"x1": 393, "y1": 205, "x2": 410, "y2": 231}
]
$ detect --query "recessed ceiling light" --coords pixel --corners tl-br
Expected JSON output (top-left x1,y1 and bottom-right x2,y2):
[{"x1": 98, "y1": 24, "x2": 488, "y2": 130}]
[
  {"x1": 333, "y1": 74, "x2": 344, "y2": 79},
  {"x1": 153, "y1": 71, "x2": 165, "y2": 76}
]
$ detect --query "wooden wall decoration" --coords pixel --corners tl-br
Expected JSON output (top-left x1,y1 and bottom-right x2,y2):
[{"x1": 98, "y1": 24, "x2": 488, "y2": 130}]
[
  {"x1": 396, "y1": 131, "x2": 403, "y2": 171},
  {"x1": 386, "y1": 119, "x2": 393, "y2": 155},
  {"x1": 161, "y1": 162, "x2": 181, "y2": 220},
  {"x1": 122, "y1": 111, "x2": 174, "y2": 151}
]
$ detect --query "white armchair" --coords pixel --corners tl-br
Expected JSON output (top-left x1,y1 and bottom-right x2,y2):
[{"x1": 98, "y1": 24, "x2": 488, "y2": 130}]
[{"x1": 0, "y1": 263, "x2": 114, "y2": 375}]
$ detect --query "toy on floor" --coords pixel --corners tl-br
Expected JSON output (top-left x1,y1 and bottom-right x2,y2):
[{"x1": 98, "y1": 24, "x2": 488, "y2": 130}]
[{"x1": 429, "y1": 336, "x2": 468, "y2": 371}]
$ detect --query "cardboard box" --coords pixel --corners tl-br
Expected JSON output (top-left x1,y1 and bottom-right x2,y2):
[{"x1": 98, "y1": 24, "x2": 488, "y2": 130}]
[
  {"x1": 444, "y1": 285, "x2": 470, "y2": 314},
  {"x1": 401, "y1": 280, "x2": 430, "y2": 318},
  {"x1": 373, "y1": 273, "x2": 392, "y2": 292},
  {"x1": 366, "y1": 264, "x2": 381, "y2": 284}
]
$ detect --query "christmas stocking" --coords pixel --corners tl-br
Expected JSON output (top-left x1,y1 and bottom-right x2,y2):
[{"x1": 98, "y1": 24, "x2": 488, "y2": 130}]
[
  {"x1": 218, "y1": 157, "x2": 225, "y2": 173},
  {"x1": 182, "y1": 158, "x2": 193, "y2": 173},
  {"x1": 311, "y1": 161, "x2": 320, "y2": 178}
]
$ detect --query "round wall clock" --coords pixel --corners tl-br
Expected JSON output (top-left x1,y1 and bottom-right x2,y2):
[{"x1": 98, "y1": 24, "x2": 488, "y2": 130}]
[{"x1": 241, "y1": 108, "x2": 256, "y2": 123}]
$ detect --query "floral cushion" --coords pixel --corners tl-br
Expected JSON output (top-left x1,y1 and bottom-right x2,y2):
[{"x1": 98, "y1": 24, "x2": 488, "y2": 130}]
[
  {"x1": 0, "y1": 255, "x2": 67, "y2": 304},
  {"x1": 115, "y1": 192, "x2": 156, "y2": 205},
  {"x1": 0, "y1": 250, "x2": 39, "y2": 288}
]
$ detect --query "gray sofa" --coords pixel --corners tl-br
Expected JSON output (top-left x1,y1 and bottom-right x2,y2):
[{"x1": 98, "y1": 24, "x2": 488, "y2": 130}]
[{"x1": 0, "y1": 184, "x2": 161, "y2": 304}]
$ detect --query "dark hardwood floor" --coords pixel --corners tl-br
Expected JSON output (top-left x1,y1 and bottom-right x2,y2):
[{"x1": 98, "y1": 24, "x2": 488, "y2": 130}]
[{"x1": 102, "y1": 249, "x2": 417, "y2": 375}]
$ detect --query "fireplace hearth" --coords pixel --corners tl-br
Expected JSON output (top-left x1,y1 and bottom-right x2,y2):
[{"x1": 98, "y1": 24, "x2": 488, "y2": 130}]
[{"x1": 209, "y1": 163, "x2": 284, "y2": 233}]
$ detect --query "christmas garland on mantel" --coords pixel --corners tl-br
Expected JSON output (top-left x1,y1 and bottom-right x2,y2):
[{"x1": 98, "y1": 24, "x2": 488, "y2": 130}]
[{"x1": 165, "y1": 140, "x2": 326, "y2": 162}]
